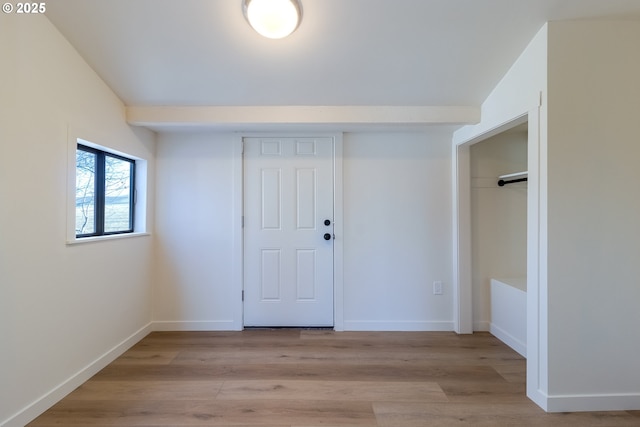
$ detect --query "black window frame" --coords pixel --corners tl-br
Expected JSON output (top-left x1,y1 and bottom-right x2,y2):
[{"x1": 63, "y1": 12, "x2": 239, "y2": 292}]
[{"x1": 76, "y1": 143, "x2": 136, "y2": 238}]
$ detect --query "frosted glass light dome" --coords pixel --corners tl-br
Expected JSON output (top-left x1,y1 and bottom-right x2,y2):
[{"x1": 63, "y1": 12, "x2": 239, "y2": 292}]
[{"x1": 243, "y1": 0, "x2": 302, "y2": 39}]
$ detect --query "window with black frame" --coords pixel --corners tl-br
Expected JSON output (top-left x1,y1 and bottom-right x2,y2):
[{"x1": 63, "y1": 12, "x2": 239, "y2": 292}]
[{"x1": 76, "y1": 144, "x2": 135, "y2": 237}]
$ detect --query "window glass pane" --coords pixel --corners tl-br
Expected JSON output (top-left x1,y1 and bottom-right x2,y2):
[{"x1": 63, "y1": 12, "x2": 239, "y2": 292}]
[
  {"x1": 104, "y1": 155, "x2": 133, "y2": 233},
  {"x1": 76, "y1": 149, "x2": 96, "y2": 235}
]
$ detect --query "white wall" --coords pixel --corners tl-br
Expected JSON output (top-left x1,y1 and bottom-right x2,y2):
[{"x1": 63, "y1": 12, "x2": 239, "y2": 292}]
[
  {"x1": 453, "y1": 24, "x2": 547, "y2": 144},
  {"x1": 154, "y1": 130, "x2": 455, "y2": 331},
  {"x1": 545, "y1": 20, "x2": 640, "y2": 410},
  {"x1": 453, "y1": 24, "x2": 548, "y2": 408},
  {"x1": 470, "y1": 130, "x2": 527, "y2": 330},
  {"x1": 343, "y1": 131, "x2": 454, "y2": 330},
  {"x1": 154, "y1": 133, "x2": 241, "y2": 330},
  {"x1": 0, "y1": 15, "x2": 156, "y2": 427}
]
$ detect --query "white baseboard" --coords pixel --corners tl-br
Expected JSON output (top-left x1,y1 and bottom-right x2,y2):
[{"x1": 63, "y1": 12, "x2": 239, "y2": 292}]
[
  {"x1": 343, "y1": 320, "x2": 454, "y2": 331},
  {"x1": 1, "y1": 322, "x2": 153, "y2": 427},
  {"x1": 152, "y1": 320, "x2": 240, "y2": 331},
  {"x1": 531, "y1": 389, "x2": 640, "y2": 413},
  {"x1": 490, "y1": 322, "x2": 526, "y2": 357}
]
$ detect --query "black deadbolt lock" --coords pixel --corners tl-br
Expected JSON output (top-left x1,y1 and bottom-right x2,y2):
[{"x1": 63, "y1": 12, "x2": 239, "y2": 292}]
[{"x1": 324, "y1": 219, "x2": 331, "y2": 226}]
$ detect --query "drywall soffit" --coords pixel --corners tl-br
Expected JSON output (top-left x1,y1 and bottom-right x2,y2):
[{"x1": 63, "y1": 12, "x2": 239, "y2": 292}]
[{"x1": 126, "y1": 105, "x2": 481, "y2": 132}]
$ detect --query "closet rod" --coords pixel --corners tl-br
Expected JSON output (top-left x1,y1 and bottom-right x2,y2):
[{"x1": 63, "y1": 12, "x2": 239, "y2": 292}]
[
  {"x1": 498, "y1": 177, "x2": 527, "y2": 186},
  {"x1": 497, "y1": 171, "x2": 527, "y2": 187}
]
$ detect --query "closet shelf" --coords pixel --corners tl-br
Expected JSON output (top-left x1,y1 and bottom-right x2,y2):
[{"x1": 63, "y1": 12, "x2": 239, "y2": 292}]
[{"x1": 498, "y1": 171, "x2": 528, "y2": 187}]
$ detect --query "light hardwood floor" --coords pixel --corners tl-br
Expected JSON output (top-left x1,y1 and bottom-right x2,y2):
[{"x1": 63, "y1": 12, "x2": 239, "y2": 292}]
[{"x1": 28, "y1": 330, "x2": 640, "y2": 426}]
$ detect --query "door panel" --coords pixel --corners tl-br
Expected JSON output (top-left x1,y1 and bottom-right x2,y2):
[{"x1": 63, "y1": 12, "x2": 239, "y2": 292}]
[
  {"x1": 296, "y1": 169, "x2": 316, "y2": 229},
  {"x1": 261, "y1": 168, "x2": 281, "y2": 229},
  {"x1": 244, "y1": 137, "x2": 334, "y2": 327},
  {"x1": 296, "y1": 249, "x2": 316, "y2": 300},
  {"x1": 260, "y1": 249, "x2": 281, "y2": 300}
]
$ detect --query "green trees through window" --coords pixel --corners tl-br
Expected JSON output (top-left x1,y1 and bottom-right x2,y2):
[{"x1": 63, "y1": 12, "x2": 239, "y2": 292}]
[{"x1": 76, "y1": 144, "x2": 135, "y2": 237}]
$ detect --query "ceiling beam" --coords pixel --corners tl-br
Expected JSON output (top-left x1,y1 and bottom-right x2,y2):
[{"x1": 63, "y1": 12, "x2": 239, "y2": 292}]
[{"x1": 126, "y1": 106, "x2": 480, "y2": 130}]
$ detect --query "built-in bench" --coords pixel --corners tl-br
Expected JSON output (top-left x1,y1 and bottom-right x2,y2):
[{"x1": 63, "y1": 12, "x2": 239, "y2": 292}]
[{"x1": 490, "y1": 277, "x2": 526, "y2": 357}]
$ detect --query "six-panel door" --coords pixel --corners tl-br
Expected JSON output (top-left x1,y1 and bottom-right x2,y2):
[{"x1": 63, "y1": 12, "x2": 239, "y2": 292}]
[{"x1": 243, "y1": 137, "x2": 334, "y2": 327}]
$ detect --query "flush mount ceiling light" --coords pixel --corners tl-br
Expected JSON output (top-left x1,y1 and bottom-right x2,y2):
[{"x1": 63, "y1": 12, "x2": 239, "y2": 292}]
[{"x1": 242, "y1": 0, "x2": 303, "y2": 39}]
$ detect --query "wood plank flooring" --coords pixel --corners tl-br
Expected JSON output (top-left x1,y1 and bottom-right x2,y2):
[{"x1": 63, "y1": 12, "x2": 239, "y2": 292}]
[{"x1": 28, "y1": 330, "x2": 640, "y2": 426}]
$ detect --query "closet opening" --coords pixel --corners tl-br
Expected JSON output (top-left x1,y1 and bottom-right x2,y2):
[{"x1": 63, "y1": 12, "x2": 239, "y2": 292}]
[{"x1": 469, "y1": 122, "x2": 528, "y2": 357}]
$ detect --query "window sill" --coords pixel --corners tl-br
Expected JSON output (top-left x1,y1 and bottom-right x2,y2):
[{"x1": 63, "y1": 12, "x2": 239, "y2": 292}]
[{"x1": 66, "y1": 232, "x2": 150, "y2": 245}]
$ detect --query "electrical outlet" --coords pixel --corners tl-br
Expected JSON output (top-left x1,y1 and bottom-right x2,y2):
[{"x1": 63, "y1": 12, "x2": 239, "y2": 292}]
[{"x1": 433, "y1": 281, "x2": 443, "y2": 295}]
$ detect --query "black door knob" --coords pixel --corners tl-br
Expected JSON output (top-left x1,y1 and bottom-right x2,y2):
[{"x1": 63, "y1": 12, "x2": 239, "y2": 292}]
[
  {"x1": 324, "y1": 233, "x2": 332, "y2": 241},
  {"x1": 324, "y1": 219, "x2": 331, "y2": 226}
]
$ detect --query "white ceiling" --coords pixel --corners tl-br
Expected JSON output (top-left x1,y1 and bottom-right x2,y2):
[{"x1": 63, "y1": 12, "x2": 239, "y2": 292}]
[{"x1": 46, "y1": 0, "x2": 640, "y2": 110}]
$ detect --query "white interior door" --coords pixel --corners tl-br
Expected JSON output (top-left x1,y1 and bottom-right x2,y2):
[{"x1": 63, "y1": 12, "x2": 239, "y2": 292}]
[{"x1": 243, "y1": 137, "x2": 334, "y2": 327}]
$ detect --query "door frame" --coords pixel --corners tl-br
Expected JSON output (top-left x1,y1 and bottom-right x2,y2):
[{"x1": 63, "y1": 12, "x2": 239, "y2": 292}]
[
  {"x1": 231, "y1": 133, "x2": 344, "y2": 331},
  {"x1": 452, "y1": 106, "x2": 547, "y2": 408},
  {"x1": 452, "y1": 113, "x2": 529, "y2": 334}
]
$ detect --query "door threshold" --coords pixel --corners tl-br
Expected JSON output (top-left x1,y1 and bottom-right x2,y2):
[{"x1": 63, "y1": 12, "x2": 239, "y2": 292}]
[{"x1": 243, "y1": 326, "x2": 334, "y2": 331}]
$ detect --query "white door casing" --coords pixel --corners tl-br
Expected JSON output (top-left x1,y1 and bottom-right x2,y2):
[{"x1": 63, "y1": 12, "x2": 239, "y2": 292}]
[{"x1": 243, "y1": 137, "x2": 334, "y2": 327}]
